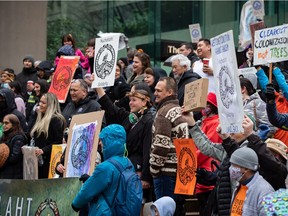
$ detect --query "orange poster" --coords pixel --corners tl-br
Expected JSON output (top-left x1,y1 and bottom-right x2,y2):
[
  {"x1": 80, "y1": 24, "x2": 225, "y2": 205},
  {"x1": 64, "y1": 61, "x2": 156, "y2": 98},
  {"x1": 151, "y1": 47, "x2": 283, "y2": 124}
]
[
  {"x1": 48, "y1": 144, "x2": 66, "y2": 179},
  {"x1": 49, "y1": 56, "x2": 80, "y2": 103},
  {"x1": 174, "y1": 138, "x2": 197, "y2": 195}
]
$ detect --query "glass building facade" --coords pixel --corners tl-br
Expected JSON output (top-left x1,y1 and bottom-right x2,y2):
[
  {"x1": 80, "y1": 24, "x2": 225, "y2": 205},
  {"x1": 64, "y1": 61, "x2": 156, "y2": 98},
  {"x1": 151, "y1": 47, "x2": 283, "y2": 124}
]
[{"x1": 47, "y1": 1, "x2": 288, "y2": 69}]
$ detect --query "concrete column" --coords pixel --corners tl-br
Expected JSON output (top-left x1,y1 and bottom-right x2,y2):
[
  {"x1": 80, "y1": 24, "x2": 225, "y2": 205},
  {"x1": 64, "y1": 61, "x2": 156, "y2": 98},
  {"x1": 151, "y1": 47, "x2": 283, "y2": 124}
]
[{"x1": 0, "y1": 1, "x2": 47, "y2": 73}]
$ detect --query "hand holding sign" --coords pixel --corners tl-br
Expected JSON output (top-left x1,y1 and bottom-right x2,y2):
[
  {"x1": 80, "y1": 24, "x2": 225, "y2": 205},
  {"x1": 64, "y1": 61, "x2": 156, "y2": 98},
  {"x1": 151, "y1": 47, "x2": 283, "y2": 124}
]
[{"x1": 242, "y1": 115, "x2": 254, "y2": 138}]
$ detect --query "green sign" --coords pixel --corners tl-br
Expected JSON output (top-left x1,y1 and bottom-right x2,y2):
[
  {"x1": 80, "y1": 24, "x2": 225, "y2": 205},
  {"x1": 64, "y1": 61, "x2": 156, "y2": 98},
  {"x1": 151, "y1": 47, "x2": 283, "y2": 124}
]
[{"x1": 0, "y1": 178, "x2": 81, "y2": 215}]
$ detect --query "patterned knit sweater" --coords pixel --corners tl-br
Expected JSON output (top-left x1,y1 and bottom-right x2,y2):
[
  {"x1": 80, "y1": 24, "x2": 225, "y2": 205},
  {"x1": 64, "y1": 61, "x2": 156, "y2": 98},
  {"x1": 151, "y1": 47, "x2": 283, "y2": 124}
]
[{"x1": 150, "y1": 96, "x2": 189, "y2": 177}]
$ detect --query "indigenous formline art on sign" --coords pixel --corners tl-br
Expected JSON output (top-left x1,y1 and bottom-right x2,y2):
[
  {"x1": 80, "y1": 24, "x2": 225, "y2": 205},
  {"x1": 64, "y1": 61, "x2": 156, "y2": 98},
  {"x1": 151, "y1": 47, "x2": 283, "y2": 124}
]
[
  {"x1": 174, "y1": 139, "x2": 197, "y2": 195},
  {"x1": 48, "y1": 56, "x2": 79, "y2": 103},
  {"x1": 35, "y1": 198, "x2": 60, "y2": 216},
  {"x1": 219, "y1": 65, "x2": 235, "y2": 109},
  {"x1": 92, "y1": 35, "x2": 119, "y2": 88},
  {"x1": 178, "y1": 147, "x2": 196, "y2": 185},
  {"x1": 95, "y1": 44, "x2": 116, "y2": 79},
  {"x1": 52, "y1": 66, "x2": 72, "y2": 91},
  {"x1": 66, "y1": 122, "x2": 96, "y2": 177},
  {"x1": 49, "y1": 144, "x2": 66, "y2": 179}
]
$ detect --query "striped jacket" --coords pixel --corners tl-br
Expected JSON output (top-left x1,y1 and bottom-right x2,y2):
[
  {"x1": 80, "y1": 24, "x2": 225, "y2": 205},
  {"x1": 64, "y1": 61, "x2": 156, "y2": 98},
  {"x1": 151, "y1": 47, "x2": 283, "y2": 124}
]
[{"x1": 150, "y1": 96, "x2": 189, "y2": 177}]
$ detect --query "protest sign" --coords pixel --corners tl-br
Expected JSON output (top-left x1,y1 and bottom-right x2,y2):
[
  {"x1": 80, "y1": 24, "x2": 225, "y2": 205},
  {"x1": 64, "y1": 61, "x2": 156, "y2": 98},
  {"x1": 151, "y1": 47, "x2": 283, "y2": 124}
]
[
  {"x1": 64, "y1": 111, "x2": 104, "y2": 177},
  {"x1": 0, "y1": 178, "x2": 81, "y2": 216},
  {"x1": 238, "y1": 67, "x2": 258, "y2": 89},
  {"x1": 253, "y1": 24, "x2": 288, "y2": 65},
  {"x1": 174, "y1": 139, "x2": 197, "y2": 195},
  {"x1": 48, "y1": 144, "x2": 66, "y2": 178},
  {"x1": 189, "y1": 23, "x2": 202, "y2": 43},
  {"x1": 250, "y1": 21, "x2": 266, "y2": 47},
  {"x1": 238, "y1": 0, "x2": 262, "y2": 51},
  {"x1": 211, "y1": 30, "x2": 244, "y2": 134},
  {"x1": 22, "y1": 146, "x2": 38, "y2": 180},
  {"x1": 92, "y1": 34, "x2": 120, "y2": 88},
  {"x1": 183, "y1": 78, "x2": 209, "y2": 112},
  {"x1": 48, "y1": 56, "x2": 79, "y2": 103},
  {"x1": 252, "y1": 0, "x2": 265, "y2": 18}
]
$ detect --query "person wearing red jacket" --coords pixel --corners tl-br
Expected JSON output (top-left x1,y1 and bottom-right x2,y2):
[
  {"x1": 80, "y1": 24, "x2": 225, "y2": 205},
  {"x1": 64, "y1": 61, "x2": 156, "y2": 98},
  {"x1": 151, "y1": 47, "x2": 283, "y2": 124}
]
[{"x1": 195, "y1": 92, "x2": 222, "y2": 216}]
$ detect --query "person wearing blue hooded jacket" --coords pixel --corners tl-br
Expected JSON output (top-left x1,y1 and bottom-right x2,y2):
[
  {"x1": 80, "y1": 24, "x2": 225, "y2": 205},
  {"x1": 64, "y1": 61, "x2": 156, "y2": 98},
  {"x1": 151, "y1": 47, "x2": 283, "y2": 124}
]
[{"x1": 71, "y1": 124, "x2": 131, "y2": 216}]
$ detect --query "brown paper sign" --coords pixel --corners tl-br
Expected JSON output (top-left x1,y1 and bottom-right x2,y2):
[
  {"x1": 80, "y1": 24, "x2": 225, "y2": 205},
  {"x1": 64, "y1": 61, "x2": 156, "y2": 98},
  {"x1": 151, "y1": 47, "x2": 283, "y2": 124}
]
[{"x1": 183, "y1": 78, "x2": 209, "y2": 112}]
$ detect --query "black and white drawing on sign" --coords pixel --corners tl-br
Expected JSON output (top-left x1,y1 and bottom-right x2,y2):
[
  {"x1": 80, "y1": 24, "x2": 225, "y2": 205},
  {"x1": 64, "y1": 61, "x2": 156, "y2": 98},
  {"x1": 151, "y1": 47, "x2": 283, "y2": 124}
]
[
  {"x1": 95, "y1": 44, "x2": 115, "y2": 79},
  {"x1": 219, "y1": 65, "x2": 234, "y2": 109}
]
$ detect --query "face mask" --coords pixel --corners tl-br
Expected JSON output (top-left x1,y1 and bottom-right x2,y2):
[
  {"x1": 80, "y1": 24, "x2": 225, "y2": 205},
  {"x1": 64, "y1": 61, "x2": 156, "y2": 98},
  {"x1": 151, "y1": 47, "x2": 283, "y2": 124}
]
[
  {"x1": 229, "y1": 166, "x2": 245, "y2": 182},
  {"x1": 201, "y1": 107, "x2": 212, "y2": 116}
]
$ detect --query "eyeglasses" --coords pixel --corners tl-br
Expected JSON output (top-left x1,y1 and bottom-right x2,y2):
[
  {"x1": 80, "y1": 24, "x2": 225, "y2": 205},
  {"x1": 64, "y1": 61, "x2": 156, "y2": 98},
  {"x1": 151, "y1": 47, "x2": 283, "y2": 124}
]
[{"x1": 2, "y1": 121, "x2": 11, "y2": 125}]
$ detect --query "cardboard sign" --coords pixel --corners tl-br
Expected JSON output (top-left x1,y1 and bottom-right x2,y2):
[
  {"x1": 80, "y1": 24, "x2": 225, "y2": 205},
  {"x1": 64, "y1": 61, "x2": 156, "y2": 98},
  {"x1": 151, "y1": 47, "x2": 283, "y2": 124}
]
[
  {"x1": 0, "y1": 178, "x2": 81, "y2": 216},
  {"x1": 174, "y1": 139, "x2": 197, "y2": 195},
  {"x1": 183, "y1": 78, "x2": 209, "y2": 112},
  {"x1": 211, "y1": 30, "x2": 244, "y2": 134},
  {"x1": 189, "y1": 23, "x2": 202, "y2": 43},
  {"x1": 254, "y1": 24, "x2": 288, "y2": 65},
  {"x1": 22, "y1": 146, "x2": 38, "y2": 180},
  {"x1": 64, "y1": 111, "x2": 104, "y2": 177},
  {"x1": 249, "y1": 21, "x2": 266, "y2": 47},
  {"x1": 48, "y1": 56, "x2": 79, "y2": 103},
  {"x1": 92, "y1": 34, "x2": 120, "y2": 88},
  {"x1": 48, "y1": 144, "x2": 66, "y2": 179}
]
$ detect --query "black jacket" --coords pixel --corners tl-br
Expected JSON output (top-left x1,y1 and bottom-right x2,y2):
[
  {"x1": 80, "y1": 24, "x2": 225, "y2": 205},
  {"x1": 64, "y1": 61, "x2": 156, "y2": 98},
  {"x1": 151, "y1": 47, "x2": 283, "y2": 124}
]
[
  {"x1": 177, "y1": 69, "x2": 201, "y2": 106},
  {"x1": 105, "y1": 76, "x2": 131, "y2": 113},
  {"x1": 0, "y1": 88, "x2": 28, "y2": 133},
  {"x1": 16, "y1": 67, "x2": 38, "y2": 95},
  {"x1": 98, "y1": 94, "x2": 153, "y2": 182},
  {"x1": 62, "y1": 97, "x2": 102, "y2": 127},
  {"x1": 206, "y1": 133, "x2": 287, "y2": 216},
  {"x1": 187, "y1": 51, "x2": 200, "y2": 66},
  {"x1": 0, "y1": 134, "x2": 27, "y2": 179},
  {"x1": 223, "y1": 134, "x2": 287, "y2": 190},
  {"x1": 33, "y1": 116, "x2": 65, "y2": 179}
]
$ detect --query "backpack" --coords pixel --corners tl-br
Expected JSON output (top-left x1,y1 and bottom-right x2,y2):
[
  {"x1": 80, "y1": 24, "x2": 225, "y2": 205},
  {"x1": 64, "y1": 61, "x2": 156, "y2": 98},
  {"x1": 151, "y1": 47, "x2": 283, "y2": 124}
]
[{"x1": 104, "y1": 158, "x2": 143, "y2": 216}]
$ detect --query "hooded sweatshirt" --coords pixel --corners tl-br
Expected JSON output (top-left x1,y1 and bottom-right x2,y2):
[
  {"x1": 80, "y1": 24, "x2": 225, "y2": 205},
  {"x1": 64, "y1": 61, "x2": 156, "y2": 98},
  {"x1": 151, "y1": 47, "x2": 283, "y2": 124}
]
[
  {"x1": 16, "y1": 67, "x2": 38, "y2": 95},
  {"x1": 0, "y1": 88, "x2": 27, "y2": 133},
  {"x1": 151, "y1": 196, "x2": 176, "y2": 216},
  {"x1": 72, "y1": 124, "x2": 130, "y2": 216}
]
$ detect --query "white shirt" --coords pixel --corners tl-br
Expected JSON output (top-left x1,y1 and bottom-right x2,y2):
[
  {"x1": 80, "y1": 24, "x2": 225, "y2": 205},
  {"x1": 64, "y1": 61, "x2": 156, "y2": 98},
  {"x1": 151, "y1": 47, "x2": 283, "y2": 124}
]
[{"x1": 193, "y1": 58, "x2": 216, "y2": 93}]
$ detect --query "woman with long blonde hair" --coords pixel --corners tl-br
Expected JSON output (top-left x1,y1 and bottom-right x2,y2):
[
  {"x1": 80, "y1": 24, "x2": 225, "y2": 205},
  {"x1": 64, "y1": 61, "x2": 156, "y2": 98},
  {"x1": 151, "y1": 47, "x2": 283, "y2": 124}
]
[{"x1": 30, "y1": 92, "x2": 66, "y2": 178}]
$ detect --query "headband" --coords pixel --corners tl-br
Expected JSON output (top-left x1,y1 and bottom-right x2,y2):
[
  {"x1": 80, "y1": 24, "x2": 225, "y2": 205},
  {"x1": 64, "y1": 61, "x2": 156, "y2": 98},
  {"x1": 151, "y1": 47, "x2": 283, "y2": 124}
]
[{"x1": 128, "y1": 90, "x2": 150, "y2": 102}]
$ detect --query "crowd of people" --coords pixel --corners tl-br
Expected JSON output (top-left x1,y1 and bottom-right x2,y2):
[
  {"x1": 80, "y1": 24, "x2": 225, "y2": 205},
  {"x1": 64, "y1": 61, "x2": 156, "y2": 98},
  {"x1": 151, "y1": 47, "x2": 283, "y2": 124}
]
[{"x1": 0, "y1": 32, "x2": 288, "y2": 216}]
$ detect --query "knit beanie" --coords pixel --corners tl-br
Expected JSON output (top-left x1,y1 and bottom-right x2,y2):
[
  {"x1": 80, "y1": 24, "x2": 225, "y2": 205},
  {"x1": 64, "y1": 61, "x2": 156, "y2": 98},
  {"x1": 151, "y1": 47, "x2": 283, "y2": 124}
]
[
  {"x1": 23, "y1": 55, "x2": 35, "y2": 66},
  {"x1": 56, "y1": 45, "x2": 75, "y2": 57},
  {"x1": 230, "y1": 147, "x2": 258, "y2": 171}
]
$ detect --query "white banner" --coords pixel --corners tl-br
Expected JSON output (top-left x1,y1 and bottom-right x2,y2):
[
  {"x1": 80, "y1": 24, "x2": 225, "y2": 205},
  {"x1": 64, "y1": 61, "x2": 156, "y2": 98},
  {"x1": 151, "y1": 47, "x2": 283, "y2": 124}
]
[
  {"x1": 252, "y1": 0, "x2": 265, "y2": 18},
  {"x1": 211, "y1": 30, "x2": 244, "y2": 134},
  {"x1": 189, "y1": 23, "x2": 202, "y2": 43},
  {"x1": 92, "y1": 34, "x2": 120, "y2": 88},
  {"x1": 238, "y1": 0, "x2": 264, "y2": 51},
  {"x1": 254, "y1": 24, "x2": 288, "y2": 65}
]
